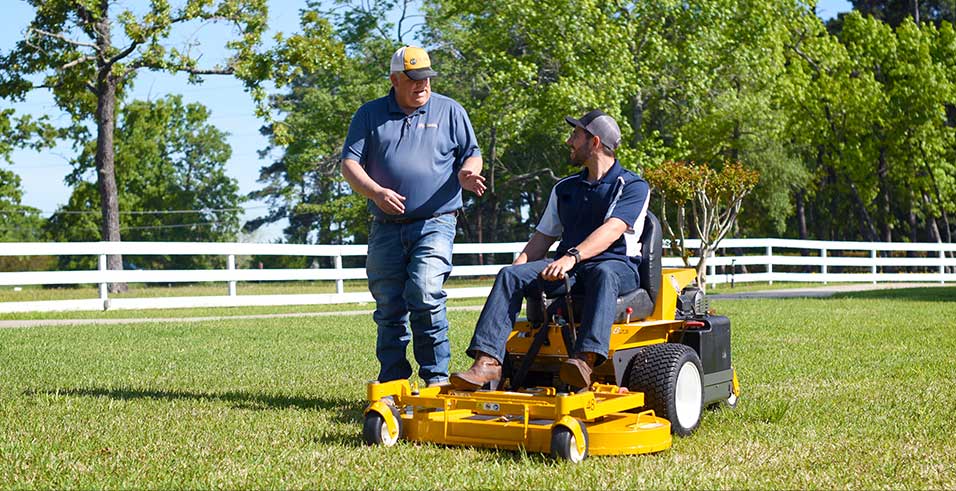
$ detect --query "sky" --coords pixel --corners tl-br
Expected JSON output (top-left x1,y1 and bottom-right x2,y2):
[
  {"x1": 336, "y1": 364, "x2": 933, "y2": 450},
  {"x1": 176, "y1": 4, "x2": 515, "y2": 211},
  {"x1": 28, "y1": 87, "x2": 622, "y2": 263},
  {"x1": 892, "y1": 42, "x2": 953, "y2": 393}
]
[{"x1": 1, "y1": 0, "x2": 852, "y2": 243}]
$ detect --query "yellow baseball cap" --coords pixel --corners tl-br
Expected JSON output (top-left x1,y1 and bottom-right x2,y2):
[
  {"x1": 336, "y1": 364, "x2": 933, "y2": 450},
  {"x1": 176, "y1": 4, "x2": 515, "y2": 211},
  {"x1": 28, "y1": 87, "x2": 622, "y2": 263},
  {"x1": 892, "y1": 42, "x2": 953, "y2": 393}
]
[{"x1": 389, "y1": 46, "x2": 438, "y2": 80}]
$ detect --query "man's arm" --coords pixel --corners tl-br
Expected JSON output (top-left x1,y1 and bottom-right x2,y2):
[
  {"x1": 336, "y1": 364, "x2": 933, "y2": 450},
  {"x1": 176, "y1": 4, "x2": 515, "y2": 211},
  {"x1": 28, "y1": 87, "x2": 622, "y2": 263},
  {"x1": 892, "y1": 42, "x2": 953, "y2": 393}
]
[
  {"x1": 341, "y1": 158, "x2": 406, "y2": 215},
  {"x1": 458, "y1": 156, "x2": 487, "y2": 196},
  {"x1": 540, "y1": 218, "x2": 628, "y2": 281},
  {"x1": 513, "y1": 231, "x2": 558, "y2": 265}
]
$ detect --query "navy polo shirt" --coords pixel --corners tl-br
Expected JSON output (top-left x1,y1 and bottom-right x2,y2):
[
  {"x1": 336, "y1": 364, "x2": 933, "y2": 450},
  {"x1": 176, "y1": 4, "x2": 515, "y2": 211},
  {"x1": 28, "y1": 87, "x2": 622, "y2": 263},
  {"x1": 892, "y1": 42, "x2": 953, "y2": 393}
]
[
  {"x1": 536, "y1": 161, "x2": 651, "y2": 272},
  {"x1": 342, "y1": 89, "x2": 481, "y2": 220}
]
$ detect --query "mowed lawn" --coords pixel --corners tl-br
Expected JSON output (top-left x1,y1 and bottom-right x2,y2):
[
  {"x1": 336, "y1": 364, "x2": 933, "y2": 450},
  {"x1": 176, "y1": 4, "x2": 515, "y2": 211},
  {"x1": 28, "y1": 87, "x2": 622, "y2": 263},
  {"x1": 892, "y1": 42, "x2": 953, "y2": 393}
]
[{"x1": 2, "y1": 288, "x2": 955, "y2": 488}]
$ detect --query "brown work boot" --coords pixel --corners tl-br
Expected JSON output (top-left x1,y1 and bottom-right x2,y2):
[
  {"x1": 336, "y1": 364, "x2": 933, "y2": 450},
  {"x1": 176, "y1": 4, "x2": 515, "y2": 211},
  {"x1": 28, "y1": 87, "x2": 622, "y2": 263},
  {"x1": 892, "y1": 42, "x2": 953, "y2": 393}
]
[
  {"x1": 559, "y1": 352, "x2": 598, "y2": 389},
  {"x1": 450, "y1": 352, "x2": 501, "y2": 390}
]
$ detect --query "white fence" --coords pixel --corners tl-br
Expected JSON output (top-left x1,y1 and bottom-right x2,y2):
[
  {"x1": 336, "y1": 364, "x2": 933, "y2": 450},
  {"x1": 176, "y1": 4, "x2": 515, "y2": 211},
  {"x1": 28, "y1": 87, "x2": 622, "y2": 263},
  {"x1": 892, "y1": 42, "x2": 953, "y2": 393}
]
[{"x1": 1, "y1": 238, "x2": 955, "y2": 313}]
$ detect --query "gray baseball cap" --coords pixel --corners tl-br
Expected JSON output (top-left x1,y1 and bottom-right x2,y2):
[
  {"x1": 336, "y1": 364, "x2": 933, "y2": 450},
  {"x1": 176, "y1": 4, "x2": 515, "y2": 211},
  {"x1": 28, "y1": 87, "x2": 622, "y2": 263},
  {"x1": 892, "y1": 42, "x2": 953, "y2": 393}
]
[{"x1": 565, "y1": 109, "x2": 621, "y2": 150}]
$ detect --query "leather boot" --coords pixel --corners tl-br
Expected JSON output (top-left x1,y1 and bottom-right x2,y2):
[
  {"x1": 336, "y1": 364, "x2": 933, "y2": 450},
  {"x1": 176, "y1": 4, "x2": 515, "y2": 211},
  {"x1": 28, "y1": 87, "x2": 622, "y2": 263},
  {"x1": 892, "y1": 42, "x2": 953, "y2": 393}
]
[
  {"x1": 559, "y1": 352, "x2": 598, "y2": 389},
  {"x1": 450, "y1": 352, "x2": 501, "y2": 390}
]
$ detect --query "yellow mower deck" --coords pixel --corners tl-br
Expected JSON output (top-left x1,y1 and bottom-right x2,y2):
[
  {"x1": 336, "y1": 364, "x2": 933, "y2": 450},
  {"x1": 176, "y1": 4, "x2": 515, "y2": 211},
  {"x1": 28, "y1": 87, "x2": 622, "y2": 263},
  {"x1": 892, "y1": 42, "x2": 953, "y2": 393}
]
[
  {"x1": 362, "y1": 266, "x2": 739, "y2": 460},
  {"x1": 366, "y1": 380, "x2": 672, "y2": 456}
]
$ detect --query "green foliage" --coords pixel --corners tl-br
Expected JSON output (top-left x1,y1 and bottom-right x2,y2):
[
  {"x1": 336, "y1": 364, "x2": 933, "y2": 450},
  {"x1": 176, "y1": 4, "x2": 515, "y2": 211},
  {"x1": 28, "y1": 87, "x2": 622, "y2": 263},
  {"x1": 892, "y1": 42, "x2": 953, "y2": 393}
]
[
  {"x1": 247, "y1": 1, "x2": 397, "y2": 245},
  {"x1": 46, "y1": 95, "x2": 242, "y2": 270},
  {"x1": 0, "y1": 0, "x2": 341, "y2": 254},
  {"x1": 0, "y1": 167, "x2": 46, "y2": 242}
]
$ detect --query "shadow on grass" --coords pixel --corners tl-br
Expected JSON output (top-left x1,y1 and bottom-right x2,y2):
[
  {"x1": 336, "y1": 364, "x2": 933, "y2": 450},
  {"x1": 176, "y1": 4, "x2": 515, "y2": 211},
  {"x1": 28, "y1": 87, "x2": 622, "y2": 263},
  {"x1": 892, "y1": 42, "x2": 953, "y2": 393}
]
[
  {"x1": 25, "y1": 386, "x2": 366, "y2": 429},
  {"x1": 831, "y1": 286, "x2": 956, "y2": 302}
]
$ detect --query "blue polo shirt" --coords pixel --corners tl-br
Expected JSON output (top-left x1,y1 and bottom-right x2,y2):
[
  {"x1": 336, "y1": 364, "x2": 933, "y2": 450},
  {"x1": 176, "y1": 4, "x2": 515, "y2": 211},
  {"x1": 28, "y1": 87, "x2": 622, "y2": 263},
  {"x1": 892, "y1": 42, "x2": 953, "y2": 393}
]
[
  {"x1": 342, "y1": 89, "x2": 481, "y2": 220},
  {"x1": 536, "y1": 161, "x2": 651, "y2": 272}
]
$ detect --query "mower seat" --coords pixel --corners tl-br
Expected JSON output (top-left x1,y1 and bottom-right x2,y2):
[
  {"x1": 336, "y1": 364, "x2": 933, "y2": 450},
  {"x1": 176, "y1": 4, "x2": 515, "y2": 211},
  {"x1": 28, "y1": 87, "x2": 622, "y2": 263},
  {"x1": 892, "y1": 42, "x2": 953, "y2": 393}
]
[{"x1": 527, "y1": 210, "x2": 663, "y2": 324}]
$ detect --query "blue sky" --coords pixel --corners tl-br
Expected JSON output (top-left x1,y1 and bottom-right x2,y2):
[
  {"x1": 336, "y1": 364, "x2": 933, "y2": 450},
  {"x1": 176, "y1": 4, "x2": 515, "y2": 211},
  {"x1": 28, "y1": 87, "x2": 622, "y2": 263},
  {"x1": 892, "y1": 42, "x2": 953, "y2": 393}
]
[{"x1": 1, "y1": 0, "x2": 852, "y2": 242}]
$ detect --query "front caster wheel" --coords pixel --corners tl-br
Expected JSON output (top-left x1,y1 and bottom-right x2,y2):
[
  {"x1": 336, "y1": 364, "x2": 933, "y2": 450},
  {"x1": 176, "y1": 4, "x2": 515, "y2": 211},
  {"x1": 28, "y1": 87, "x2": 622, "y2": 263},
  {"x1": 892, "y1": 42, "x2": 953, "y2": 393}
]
[
  {"x1": 362, "y1": 405, "x2": 401, "y2": 446},
  {"x1": 550, "y1": 420, "x2": 589, "y2": 463}
]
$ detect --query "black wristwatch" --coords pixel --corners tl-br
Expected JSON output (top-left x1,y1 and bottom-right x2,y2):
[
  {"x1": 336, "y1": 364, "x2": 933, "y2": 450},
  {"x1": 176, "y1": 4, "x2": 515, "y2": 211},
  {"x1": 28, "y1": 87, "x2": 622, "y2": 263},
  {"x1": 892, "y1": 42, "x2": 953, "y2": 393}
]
[{"x1": 565, "y1": 247, "x2": 581, "y2": 264}]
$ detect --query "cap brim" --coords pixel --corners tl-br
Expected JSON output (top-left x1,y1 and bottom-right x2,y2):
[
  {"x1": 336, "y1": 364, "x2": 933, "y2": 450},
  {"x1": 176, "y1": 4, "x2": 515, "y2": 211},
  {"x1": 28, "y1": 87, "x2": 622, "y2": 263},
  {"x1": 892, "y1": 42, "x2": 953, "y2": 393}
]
[
  {"x1": 405, "y1": 68, "x2": 438, "y2": 80},
  {"x1": 565, "y1": 116, "x2": 585, "y2": 129}
]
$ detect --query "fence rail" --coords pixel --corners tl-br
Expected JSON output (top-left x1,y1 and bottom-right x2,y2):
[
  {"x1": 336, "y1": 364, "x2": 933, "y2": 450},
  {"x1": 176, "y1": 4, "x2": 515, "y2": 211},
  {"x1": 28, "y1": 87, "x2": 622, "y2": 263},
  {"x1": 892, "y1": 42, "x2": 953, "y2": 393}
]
[{"x1": 1, "y1": 238, "x2": 955, "y2": 313}]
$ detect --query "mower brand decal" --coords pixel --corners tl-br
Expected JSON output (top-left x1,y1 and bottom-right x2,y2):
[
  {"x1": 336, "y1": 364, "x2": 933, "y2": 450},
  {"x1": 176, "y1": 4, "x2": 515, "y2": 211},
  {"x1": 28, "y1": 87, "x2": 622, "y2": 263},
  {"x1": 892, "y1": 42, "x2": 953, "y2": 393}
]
[{"x1": 482, "y1": 402, "x2": 501, "y2": 412}]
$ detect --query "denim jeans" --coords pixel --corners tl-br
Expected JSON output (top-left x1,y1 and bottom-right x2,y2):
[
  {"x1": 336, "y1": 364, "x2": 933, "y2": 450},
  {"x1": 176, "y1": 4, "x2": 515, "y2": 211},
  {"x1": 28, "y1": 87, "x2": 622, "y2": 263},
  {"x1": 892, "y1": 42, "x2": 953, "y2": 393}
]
[
  {"x1": 366, "y1": 213, "x2": 456, "y2": 385},
  {"x1": 466, "y1": 258, "x2": 638, "y2": 365}
]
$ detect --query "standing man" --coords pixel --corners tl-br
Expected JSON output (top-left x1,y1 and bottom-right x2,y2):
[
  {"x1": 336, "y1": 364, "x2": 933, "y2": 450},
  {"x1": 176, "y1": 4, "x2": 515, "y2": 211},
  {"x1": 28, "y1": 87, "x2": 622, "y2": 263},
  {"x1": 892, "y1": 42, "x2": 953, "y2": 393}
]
[
  {"x1": 451, "y1": 110, "x2": 650, "y2": 391},
  {"x1": 342, "y1": 46, "x2": 485, "y2": 387}
]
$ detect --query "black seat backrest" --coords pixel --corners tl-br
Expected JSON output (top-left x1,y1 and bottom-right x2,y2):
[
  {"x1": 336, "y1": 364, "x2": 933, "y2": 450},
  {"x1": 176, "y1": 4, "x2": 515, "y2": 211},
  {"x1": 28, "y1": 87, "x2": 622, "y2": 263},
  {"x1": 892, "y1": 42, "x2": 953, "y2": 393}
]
[{"x1": 639, "y1": 210, "x2": 663, "y2": 306}]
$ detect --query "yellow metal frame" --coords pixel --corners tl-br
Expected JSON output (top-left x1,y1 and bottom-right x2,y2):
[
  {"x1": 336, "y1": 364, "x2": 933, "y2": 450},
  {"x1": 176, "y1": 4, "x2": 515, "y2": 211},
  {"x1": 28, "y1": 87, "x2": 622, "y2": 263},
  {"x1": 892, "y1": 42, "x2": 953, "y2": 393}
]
[
  {"x1": 368, "y1": 380, "x2": 671, "y2": 455},
  {"x1": 364, "y1": 266, "x2": 716, "y2": 458}
]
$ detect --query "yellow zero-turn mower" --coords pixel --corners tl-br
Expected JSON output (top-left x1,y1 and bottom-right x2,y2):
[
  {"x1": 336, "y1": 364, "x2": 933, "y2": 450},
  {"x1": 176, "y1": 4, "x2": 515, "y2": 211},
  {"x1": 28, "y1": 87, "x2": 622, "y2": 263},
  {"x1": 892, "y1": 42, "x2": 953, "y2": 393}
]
[{"x1": 363, "y1": 212, "x2": 740, "y2": 462}]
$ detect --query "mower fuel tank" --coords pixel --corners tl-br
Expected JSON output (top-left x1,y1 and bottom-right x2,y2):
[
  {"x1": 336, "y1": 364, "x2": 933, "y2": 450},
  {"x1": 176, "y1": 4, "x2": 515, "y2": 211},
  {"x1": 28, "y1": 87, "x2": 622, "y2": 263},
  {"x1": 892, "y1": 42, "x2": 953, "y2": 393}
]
[{"x1": 680, "y1": 315, "x2": 734, "y2": 405}]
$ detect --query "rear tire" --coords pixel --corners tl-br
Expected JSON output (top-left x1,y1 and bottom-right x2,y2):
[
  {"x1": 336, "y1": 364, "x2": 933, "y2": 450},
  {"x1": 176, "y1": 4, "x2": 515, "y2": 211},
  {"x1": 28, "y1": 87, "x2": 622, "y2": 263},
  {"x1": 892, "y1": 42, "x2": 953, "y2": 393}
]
[{"x1": 625, "y1": 343, "x2": 704, "y2": 437}]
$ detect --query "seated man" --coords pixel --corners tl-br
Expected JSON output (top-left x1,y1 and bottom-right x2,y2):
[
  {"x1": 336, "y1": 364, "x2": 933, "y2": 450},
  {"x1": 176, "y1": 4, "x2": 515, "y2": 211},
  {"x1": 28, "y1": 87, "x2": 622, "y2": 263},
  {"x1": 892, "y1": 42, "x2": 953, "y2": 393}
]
[{"x1": 451, "y1": 110, "x2": 651, "y2": 390}]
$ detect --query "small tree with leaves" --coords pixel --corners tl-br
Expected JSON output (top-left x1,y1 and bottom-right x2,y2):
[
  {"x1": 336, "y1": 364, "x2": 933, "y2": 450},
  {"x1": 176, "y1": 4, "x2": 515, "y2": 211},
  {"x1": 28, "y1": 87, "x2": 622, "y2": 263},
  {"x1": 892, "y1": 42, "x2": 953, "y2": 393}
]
[{"x1": 645, "y1": 160, "x2": 759, "y2": 290}]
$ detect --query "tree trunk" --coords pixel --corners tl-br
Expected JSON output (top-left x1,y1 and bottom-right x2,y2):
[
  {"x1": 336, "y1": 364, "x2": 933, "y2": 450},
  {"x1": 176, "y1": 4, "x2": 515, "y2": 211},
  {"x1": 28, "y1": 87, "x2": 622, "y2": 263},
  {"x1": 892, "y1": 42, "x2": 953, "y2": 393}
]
[
  {"x1": 95, "y1": 6, "x2": 126, "y2": 293},
  {"x1": 795, "y1": 190, "x2": 808, "y2": 240},
  {"x1": 630, "y1": 92, "x2": 644, "y2": 147},
  {"x1": 878, "y1": 149, "x2": 892, "y2": 242},
  {"x1": 847, "y1": 180, "x2": 879, "y2": 242}
]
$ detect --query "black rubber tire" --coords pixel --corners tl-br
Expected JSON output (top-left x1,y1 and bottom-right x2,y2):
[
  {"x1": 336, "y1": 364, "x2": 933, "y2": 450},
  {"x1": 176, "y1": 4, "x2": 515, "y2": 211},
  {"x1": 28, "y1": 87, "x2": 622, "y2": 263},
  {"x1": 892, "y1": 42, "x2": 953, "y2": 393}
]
[
  {"x1": 550, "y1": 419, "x2": 589, "y2": 463},
  {"x1": 625, "y1": 343, "x2": 704, "y2": 437},
  {"x1": 362, "y1": 405, "x2": 402, "y2": 446}
]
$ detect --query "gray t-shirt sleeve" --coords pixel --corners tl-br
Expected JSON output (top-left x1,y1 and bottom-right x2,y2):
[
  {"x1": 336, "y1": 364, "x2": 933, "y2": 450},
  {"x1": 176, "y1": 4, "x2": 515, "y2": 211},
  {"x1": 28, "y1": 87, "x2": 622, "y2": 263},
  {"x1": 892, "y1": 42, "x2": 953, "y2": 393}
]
[
  {"x1": 452, "y1": 105, "x2": 481, "y2": 165},
  {"x1": 342, "y1": 105, "x2": 368, "y2": 163}
]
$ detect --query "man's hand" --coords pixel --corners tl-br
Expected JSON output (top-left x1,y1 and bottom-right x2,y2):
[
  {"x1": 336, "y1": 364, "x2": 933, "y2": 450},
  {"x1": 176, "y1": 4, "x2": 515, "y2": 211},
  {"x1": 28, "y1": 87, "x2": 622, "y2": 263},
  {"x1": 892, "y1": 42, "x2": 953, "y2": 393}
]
[
  {"x1": 458, "y1": 168, "x2": 487, "y2": 197},
  {"x1": 372, "y1": 188, "x2": 407, "y2": 215},
  {"x1": 540, "y1": 255, "x2": 575, "y2": 281}
]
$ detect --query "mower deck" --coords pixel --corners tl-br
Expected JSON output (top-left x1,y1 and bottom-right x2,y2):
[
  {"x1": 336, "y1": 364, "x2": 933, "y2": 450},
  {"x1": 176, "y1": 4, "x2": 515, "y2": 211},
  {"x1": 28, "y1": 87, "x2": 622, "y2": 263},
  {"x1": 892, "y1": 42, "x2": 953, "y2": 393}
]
[{"x1": 366, "y1": 379, "x2": 672, "y2": 456}]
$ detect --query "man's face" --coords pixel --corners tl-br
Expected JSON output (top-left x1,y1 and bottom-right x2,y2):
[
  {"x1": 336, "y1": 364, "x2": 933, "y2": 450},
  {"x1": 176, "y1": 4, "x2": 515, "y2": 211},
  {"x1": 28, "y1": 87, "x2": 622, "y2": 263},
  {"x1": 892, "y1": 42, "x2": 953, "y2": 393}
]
[
  {"x1": 390, "y1": 72, "x2": 431, "y2": 109},
  {"x1": 566, "y1": 127, "x2": 595, "y2": 165}
]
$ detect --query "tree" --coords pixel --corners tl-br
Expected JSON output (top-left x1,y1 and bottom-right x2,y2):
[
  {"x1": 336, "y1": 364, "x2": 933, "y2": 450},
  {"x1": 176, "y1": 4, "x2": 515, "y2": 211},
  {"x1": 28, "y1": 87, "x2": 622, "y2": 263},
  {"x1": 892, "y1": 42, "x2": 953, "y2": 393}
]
[
  {"x1": 645, "y1": 160, "x2": 759, "y2": 290},
  {"x1": 0, "y1": 167, "x2": 45, "y2": 242},
  {"x1": 248, "y1": 1, "x2": 392, "y2": 253},
  {"x1": 0, "y1": 167, "x2": 52, "y2": 272},
  {"x1": 850, "y1": 0, "x2": 955, "y2": 26},
  {"x1": 0, "y1": 0, "x2": 339, "y2": 290},
  {"x1": 47, "y1": 95, "x2": 241, "y2": 271}
]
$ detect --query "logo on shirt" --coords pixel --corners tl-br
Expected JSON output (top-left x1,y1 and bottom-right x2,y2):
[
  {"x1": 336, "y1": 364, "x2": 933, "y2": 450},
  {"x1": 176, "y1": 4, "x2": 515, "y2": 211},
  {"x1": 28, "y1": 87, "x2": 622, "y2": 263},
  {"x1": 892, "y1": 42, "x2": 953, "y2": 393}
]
[{"x1": 416, "y1": 123, "x2": 440, "y2": 129}]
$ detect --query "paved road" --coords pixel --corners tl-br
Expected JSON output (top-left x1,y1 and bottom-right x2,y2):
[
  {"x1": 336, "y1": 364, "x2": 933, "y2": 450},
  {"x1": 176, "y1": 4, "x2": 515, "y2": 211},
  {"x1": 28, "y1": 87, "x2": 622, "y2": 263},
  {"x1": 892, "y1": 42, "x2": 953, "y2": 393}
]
[
  {"x1": 0, "y1": 283, "x2": 949, "y2": 329},
  {"x1": 708, "y1": 282, "x2": 950, "y2": 299}
]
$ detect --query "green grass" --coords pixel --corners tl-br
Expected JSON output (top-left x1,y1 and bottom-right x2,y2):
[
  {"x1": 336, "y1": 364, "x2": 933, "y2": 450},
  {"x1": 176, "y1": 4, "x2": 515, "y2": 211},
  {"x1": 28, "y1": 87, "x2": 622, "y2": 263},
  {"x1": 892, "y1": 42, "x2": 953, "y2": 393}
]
[{"x1": 2, "y1": 289, "x2": 956, "y2": 488}]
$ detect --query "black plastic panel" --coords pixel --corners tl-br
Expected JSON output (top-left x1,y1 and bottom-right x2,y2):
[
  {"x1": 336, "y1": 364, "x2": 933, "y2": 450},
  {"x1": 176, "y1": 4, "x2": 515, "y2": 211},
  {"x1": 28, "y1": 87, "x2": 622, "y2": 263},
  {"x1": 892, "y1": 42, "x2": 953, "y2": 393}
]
[{"x1": 680, "y1": 315, "x2": 732, "y2": 375}]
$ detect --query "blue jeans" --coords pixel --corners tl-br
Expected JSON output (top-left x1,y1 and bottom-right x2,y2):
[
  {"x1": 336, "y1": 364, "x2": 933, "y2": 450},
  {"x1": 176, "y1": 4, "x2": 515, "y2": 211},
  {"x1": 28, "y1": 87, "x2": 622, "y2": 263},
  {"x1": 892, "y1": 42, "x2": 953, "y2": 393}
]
[
  {"x1": 466, "y1": 258, "x2": 638, "y2": 365},
  {"x1": 366, "y1": 213, "x2": 456, "y2": 385}
]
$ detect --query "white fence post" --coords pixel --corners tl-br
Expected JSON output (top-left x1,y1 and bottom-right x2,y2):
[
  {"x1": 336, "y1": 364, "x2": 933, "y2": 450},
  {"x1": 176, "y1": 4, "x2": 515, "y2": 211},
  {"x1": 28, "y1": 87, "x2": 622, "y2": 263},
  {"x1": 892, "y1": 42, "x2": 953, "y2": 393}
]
[
  {"x1": 821, "y1": 248, "x2": 828, "y2": 285},
  {"x1": 98, "y1": 254, "x2": 108, "y2": 302},
  {"x1": 871, "y1": 249, "x2": 877, "y2": 284},
  {"x1": 766, "y1": 246, "x2": 773, "y2": 285},
  {"x1": 335, "y1": 254, "x2": 344, "y2": 294},
  {"x1": 227, "y1": 254, "x2": 237, "y2": 296},
  {"x1": 941, "y1": 250, "x2": 946, "y2": 284}
]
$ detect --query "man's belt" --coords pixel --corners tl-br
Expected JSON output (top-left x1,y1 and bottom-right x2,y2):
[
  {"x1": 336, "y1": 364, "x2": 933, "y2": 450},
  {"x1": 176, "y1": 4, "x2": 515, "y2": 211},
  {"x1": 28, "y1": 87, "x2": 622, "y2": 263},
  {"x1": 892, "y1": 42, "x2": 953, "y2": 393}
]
[{"x1": 375, "y1": 209, "x2": 458, "y2": 225}]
